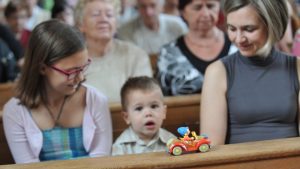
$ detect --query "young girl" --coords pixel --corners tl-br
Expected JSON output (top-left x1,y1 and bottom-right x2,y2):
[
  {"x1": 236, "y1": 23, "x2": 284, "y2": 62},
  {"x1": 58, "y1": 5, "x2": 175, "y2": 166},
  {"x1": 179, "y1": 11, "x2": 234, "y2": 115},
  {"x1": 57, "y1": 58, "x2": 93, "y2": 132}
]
[{"x1": 3, "y1": 20, "x2": 112, "y2": 163}]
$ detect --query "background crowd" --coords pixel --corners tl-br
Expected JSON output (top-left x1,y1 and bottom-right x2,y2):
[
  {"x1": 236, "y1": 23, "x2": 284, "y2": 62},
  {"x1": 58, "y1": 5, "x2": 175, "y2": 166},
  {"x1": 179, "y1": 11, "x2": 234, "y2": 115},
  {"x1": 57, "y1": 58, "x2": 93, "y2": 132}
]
[{"x1": 1, "y1": 0, "x2": 300, "y2": 97}]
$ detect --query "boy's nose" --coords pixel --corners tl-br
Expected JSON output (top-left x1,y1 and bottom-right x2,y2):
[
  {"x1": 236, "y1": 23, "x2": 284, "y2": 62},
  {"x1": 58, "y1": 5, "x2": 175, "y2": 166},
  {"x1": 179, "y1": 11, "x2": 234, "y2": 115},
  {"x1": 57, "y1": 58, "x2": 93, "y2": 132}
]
[{"x1": 144, "y1": 108, "x2": 153, "y2": 117}]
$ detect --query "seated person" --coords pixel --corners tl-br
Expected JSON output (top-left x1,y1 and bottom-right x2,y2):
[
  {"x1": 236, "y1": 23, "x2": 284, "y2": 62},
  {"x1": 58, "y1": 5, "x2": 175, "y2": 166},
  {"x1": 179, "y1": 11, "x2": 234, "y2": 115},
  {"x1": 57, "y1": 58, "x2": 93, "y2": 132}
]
[
  {"x1": 75, "y1": 0, "x2": 152, "y2": 102},
  {"x1": 0, "y1": 38, "x2": 18, "y2": 83},
  {"x1": 156, "y1": 0, "x2": 237, "y2": 96},
  {"x1": 0, "y1": 23, "x2": 23, "y2": 61},
  {"x1": 3, "y1": 20, "x2": 112, "y2": 164},
  {"x1": 163, "y1": 0, "x2": 179, "y2": 16},
  {"x1": 23, "y1": 0, "x2": 50, "y2": 31},
  {"x1": 51, "y1": 0, "x2": 75, "y2": 26},
  {"x1": 118, "y1": 0, "x2": 138, "y2": 27},
  {"x1": 201, "y1": 0, "x2": 299, "y2": 145},
  {"x1": 4, "y1": 0, "x2": 29, "y2": 48},
  {"x1": 117, "y1": 0, "x2": 187, "y2": 55},
  {"x1": 112, "y1": 76, "x2": 175, "y2": 156}
]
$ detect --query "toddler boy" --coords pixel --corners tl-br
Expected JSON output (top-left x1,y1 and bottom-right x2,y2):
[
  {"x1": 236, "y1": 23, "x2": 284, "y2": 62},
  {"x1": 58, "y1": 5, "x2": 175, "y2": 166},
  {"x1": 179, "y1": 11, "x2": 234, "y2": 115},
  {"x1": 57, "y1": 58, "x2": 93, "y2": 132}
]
[{"x1": 112, "y1": 76, "x2": 175, "y2": 155}]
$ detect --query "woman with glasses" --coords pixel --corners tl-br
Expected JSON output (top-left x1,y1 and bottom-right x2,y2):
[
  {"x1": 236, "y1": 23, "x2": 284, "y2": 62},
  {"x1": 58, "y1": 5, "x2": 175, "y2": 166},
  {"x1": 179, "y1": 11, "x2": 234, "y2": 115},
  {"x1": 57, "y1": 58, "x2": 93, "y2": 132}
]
[{"x1": 2, "y1": 20, "x2": 112, "y2": 164}]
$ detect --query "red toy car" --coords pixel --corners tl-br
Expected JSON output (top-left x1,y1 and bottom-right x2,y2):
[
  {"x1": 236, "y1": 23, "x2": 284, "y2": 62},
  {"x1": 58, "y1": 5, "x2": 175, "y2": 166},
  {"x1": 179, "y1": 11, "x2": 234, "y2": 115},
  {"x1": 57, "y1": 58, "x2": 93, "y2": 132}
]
[{"x1": 167, "y1": 132, "x2": 211, "y2": 156}]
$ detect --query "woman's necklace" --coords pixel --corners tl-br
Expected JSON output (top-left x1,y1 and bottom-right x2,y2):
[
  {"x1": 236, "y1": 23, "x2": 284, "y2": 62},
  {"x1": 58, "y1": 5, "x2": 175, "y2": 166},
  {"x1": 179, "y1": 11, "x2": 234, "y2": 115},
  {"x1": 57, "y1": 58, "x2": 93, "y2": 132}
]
[{"x1": 44, "y1": 96, "x2": 68, "y2": 127}]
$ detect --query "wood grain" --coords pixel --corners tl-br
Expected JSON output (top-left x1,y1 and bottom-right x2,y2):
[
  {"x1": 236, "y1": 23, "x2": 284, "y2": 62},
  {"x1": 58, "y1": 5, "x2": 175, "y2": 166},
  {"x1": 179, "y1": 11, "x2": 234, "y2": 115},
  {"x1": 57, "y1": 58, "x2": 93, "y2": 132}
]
[{"x1": 0, "y1": 137, "x2": 299, "y2": 169}]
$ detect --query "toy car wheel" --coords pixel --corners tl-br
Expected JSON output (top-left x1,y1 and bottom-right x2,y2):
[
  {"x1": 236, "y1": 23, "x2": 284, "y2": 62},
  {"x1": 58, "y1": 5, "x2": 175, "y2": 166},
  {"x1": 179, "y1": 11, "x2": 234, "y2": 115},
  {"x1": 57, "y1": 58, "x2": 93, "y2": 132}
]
[
  {"x1": 199, "y1": 144, "x2": 209, "y2": 153},
  {"x1": 172, "y1": 146, "x2": 183, "y2": 156}
]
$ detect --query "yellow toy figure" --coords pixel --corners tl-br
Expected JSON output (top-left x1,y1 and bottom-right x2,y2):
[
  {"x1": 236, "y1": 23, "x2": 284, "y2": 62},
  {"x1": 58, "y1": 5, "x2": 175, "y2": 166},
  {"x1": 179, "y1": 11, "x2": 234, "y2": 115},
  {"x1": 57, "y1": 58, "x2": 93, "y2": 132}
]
[
  {"x1": 177, "y1": 127, "x2": 194, "y2": 141},
  {"x1": 191, "y1": 131, "x2": 204, "y2": 140}
]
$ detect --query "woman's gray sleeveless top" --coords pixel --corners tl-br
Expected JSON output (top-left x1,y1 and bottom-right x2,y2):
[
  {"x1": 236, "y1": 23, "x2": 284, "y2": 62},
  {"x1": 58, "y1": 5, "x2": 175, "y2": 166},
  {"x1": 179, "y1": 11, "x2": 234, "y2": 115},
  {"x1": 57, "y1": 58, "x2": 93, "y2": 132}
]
[{"x1": 221, "y1": 49, "x2": 299, "y2": 144}]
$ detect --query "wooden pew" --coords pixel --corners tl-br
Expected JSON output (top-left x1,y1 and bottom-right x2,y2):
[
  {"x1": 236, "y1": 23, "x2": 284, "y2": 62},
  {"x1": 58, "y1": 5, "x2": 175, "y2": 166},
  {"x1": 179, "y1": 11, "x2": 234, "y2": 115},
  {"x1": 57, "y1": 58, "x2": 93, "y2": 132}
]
[
  {"x1": 149, "y1": 53, "x2": 159, "y2": 75},
  {"x1": 0, "y1": 94, "x2": 201, "y2": 165},
  {"x1": 0, "y1": 83, "x2": 16, "y2": 164},
  {"x1": 0, "y1": 111, "x2": 14, "y2": 165},
  {"x1": 0, "y1": 83, "x2": 15, "y2": 110},
  {"x1": 0, "y1": 137, "x2": 299, "y2": 169}
]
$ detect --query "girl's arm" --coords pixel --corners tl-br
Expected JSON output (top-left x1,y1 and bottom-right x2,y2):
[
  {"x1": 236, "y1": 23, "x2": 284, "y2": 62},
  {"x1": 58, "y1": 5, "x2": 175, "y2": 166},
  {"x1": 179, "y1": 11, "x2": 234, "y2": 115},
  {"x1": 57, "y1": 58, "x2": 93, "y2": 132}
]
[
  {"x1": 88, "y1": 93, "x2": 113, "y2": 157},
  {"x1": 3, "y1": 101, "x2": 40, "y2": 163}
]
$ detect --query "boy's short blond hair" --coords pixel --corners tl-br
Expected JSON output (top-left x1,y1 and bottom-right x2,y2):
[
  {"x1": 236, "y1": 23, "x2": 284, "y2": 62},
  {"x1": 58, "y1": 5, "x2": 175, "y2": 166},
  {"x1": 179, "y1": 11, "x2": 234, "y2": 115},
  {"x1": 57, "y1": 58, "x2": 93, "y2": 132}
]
[{"x1": 121, "y1": 76, "x2": 163, "y2": 111}]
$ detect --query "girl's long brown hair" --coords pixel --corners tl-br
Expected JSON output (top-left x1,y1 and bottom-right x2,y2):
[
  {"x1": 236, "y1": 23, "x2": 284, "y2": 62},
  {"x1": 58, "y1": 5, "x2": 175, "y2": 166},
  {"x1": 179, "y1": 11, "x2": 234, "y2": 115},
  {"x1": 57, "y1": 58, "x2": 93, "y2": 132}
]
[{"x1": 17, "y1": 20, "x2": 86, "y2": 108}]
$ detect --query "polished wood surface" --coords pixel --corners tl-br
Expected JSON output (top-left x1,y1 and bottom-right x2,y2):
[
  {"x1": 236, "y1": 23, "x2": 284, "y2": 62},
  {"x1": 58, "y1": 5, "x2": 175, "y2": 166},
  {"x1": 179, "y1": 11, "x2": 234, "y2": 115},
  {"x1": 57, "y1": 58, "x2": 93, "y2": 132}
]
[
  {"x1": 149, "y1": 53, "x2": 159, "y2": 75},
  {"x1": 0, "y1": 83, "x2": 15, "y2": 110},
  {"x1": 0, "y1": 137, "x2": 299, "y2": 169},
  {"x1": 0, "y1": 94, "x2": 201, "y2": 165}
]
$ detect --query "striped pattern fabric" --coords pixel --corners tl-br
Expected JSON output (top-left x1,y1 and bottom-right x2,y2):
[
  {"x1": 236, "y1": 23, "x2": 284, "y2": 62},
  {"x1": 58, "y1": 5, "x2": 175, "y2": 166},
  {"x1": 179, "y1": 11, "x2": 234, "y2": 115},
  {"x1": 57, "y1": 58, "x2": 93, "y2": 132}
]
[{"x1": 39, "y1": 126, "x2": 88, "y2": 161}]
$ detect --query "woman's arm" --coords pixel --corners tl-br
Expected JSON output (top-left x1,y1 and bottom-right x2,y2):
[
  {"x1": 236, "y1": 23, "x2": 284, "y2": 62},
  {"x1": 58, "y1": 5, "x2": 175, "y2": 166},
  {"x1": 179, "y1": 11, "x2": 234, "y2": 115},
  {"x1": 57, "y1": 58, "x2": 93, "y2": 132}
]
[
  {"x1": 3, "y1": 100, "x2": 40, "y2": 163},
  {"x1": 200, "y1": 60, "x2": 228, "y2": 146}
]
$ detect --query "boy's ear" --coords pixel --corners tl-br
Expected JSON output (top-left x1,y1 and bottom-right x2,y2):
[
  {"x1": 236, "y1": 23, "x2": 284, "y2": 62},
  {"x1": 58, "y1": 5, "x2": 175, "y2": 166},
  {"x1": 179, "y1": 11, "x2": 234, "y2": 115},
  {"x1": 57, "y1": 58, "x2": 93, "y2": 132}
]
[{"x1": 122, "y1": 111, "x2": 131, "y2": 125}]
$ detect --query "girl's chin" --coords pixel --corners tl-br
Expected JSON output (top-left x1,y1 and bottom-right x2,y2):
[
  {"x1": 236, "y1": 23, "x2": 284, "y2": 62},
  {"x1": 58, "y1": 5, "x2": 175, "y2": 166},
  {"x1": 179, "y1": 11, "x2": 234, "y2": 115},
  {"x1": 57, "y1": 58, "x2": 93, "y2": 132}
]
[{"x1": 64, "y1": 85, "x2": 79, "y2": 95}]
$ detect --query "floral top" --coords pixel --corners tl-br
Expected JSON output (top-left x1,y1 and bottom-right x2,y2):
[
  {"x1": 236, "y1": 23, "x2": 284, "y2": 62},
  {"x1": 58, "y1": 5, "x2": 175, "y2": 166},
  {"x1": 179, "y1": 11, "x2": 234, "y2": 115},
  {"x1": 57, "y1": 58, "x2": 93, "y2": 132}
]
[{"x1": 156, "y1": 34, "x2": 237, "y2": 96}]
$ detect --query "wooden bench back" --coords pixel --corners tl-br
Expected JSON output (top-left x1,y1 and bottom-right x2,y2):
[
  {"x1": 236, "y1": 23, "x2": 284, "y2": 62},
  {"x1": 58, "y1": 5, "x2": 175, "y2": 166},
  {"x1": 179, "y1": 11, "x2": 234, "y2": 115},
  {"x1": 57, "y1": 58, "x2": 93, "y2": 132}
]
[
  {"x1": 0, "y1": 83, "x2": 15, "y2": 110},
  {"x1": 111, "y1": 94, "x2": 200, "y2": 140},
  {"x1": 149, "y1": 53, "x2": 159, "y2": 75},
  {"x1": 0, "y1": 94, "x2": 201, "y2": 165}
]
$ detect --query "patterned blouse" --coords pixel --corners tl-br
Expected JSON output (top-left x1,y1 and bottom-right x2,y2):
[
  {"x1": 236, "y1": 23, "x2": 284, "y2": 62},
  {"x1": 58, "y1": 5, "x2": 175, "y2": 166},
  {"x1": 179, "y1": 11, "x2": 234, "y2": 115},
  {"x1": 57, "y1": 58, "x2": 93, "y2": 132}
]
[
  {"x1": 39, "y1": 126, "x2": 88, "y2": 161},
  {"x1": 156, "y1": 34, "x2": 237, "y2": 96}
]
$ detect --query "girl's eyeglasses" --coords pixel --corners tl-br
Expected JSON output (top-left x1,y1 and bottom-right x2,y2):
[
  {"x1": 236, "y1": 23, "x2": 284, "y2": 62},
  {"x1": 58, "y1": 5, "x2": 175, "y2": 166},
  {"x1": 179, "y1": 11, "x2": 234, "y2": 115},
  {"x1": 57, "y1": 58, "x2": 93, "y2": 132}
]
[{"x1": 48, "y1": 59, "x2": 91, "y2": 80}]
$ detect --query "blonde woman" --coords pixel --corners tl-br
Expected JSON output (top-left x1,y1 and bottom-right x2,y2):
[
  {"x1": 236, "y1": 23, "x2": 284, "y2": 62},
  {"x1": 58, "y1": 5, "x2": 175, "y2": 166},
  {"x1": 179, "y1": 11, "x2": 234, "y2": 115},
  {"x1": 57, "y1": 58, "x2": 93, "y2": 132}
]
[{"x1": 201, "y1": 0, "x2": 299, "y2": 145}]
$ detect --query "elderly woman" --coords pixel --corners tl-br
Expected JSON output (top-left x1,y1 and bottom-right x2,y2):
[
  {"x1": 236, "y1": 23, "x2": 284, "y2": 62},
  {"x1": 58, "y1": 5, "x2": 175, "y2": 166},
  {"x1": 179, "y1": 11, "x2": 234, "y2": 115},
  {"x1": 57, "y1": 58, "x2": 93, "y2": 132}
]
[
  {"x1": 156, "y1": 0, "x2": 237, "y2": 96},
  {"x1": 75, "y1": 0, "x2": 152, "y2": 103},
  {"x1": 201, "y1": 0, "x2": 299, "y2": 145}
]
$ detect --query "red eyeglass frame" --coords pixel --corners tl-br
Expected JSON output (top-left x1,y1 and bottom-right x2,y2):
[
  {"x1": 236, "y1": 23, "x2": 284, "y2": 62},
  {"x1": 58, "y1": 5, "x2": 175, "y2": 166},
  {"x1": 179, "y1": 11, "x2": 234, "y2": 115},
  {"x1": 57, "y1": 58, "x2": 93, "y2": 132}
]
[{"x1": 48, "y1": 59, "x2": 91, "y2": 80}]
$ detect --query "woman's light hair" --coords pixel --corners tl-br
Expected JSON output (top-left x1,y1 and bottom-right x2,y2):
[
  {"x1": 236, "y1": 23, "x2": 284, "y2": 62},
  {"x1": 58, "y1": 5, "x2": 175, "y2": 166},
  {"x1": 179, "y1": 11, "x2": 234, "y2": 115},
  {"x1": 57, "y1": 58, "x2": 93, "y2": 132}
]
[
  {"x1": 135, "y1": 0, "x2": 165, "y2": 7},
  {"x1": 224, "y1": 0, "x2": 288, "y2": 57},
  {"x1": 74, "y1": 0, "x2": 120, "y2": 27}
]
